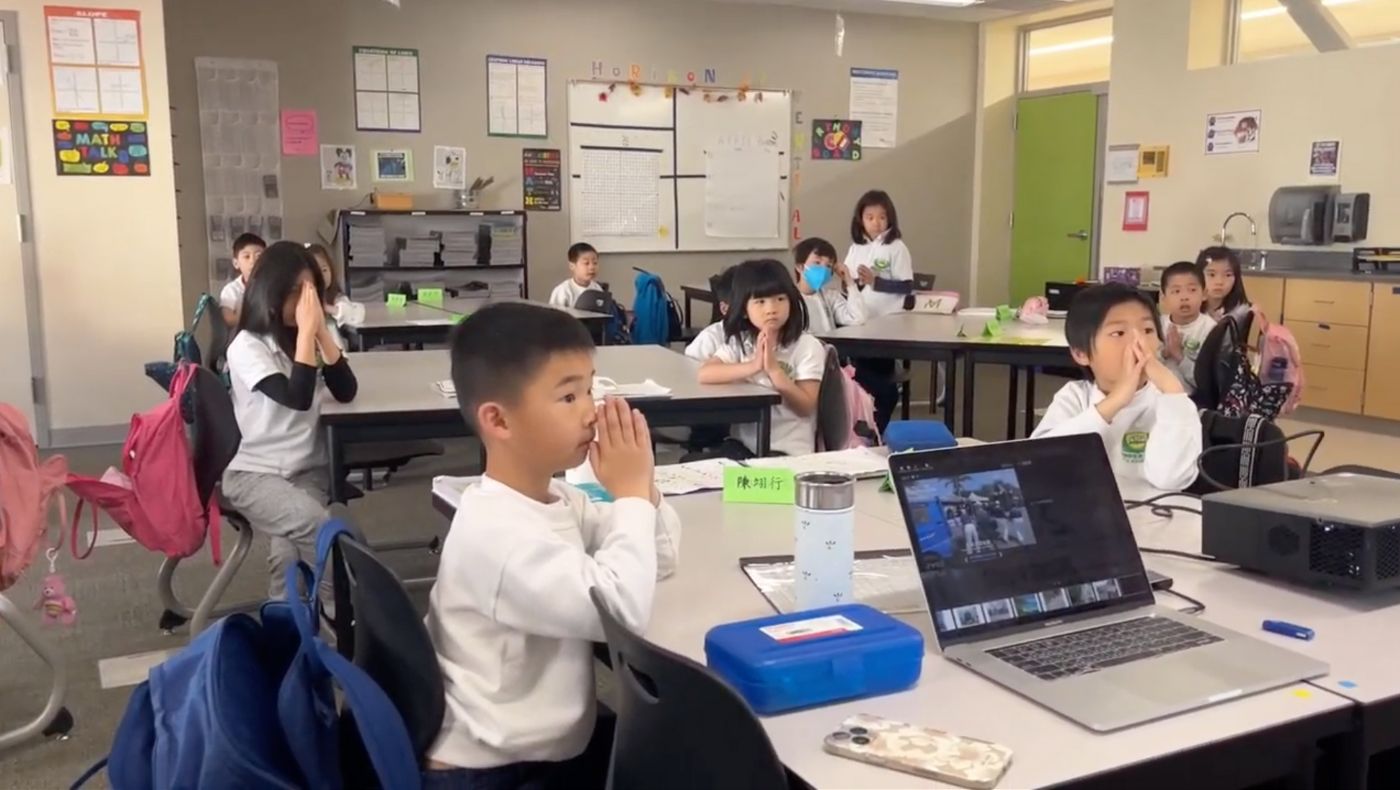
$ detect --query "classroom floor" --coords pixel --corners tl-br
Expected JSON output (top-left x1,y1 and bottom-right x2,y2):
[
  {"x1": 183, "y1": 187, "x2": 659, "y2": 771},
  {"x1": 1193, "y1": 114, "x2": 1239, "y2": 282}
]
[{"x1": 2, "y1": 366, "x2": 1397, "y2": 789}]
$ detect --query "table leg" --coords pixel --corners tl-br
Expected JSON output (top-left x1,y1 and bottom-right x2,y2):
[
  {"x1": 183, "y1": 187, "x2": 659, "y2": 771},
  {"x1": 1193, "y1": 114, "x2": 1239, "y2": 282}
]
[
  {"x1": 943, "y1": 355, "x2": 958, "y2": 433},
  {"x1": 961, "y1": 355, "x2": 977, "y2": 438},
  {"x1": 1006, "y1": 366, "x2": 1020, "y2": 440},
  {"x1": 756, "y1": 408, "x2": 773, "y2": 456},
  {"x1": 1025, "y1": 368, "x2": 1037, "y2": 437},
  {"x1": 327, "y1": 425, "x2": 347, "y2": 504}
]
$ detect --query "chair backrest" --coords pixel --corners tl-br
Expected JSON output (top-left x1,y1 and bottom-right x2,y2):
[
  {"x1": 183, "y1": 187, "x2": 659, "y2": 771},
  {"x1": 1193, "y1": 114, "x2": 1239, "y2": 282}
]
[
  {"x1": 188, "y1": 367, "x2": 241, "y2": 506},
  {"x1": 707, "y1": 273, "x2": 725, "y2": 324},
  {"x1": 1192, "y1": 304, "x2": 1254, "y2": 411},
  {"x1": 331, "y1": 534, "x2": 445, "y2": 764},
  {"x1": 815, "y1": 344, "x2": 850, "y2": 452},
  {"x1": 589, "y1": 588, "x2": 787, "y2": 790}
]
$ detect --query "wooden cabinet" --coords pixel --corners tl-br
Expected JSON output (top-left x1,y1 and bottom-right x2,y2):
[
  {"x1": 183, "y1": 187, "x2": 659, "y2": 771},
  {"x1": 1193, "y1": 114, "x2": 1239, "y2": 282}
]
[
  {"x1": 1289, "y1": 321, "x2": 1369, "y2": 370},
  {"x1": 1243, "y1": 276, "x2": 1285, "y2": 322},
  {"x1": 1302, "y1": 364, "x2": 1365, "y2": 413},
  {"x1": 1283, "y1": 279, "x2": 1372, "y2": 326},
  {"x1": 1364, "y1": 283, "x2": 1400, "y2": 420}
]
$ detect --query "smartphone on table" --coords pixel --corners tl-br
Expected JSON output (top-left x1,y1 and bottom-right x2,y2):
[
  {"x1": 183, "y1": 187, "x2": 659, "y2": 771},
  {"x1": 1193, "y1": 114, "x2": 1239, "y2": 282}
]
[{"x1": 823, "y1": 713, "x2": 1013, "y2": 789}]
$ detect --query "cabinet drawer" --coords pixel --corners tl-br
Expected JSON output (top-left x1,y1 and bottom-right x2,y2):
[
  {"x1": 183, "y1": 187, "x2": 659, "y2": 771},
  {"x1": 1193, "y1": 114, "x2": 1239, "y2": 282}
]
[
  {"x1": 1285, "y1": 321, "x2": 1369, "y2": 371},
  {"x1": 1301, "y1": 364, "x2": 1364, "y2": 413},
  {"x1": 1364, "y1": 363, "x2": 1400, "y2": 421},
  {"x1": 1283, "y1": 280, "x2": 1371, "y2": 326}
]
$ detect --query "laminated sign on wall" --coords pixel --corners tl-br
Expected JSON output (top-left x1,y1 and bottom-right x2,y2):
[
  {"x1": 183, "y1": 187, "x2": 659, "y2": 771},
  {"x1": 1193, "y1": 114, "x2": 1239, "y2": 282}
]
[{"x1": 44, "y1": 5, "x2": 148, "y2": 119}]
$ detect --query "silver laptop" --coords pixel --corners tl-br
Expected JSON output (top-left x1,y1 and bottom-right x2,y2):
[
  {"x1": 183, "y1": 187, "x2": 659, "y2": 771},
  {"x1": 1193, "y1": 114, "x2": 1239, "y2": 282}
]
[{"x1": 888, "y1": 434, "x2": 1328, "y2": 732}]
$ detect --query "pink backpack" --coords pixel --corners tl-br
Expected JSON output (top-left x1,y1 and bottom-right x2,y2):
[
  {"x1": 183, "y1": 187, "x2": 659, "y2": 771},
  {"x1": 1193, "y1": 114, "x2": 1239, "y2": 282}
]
[
  {"x1": 1256, "y1": 314, "x2": 1304, "y2": 415},
  {"x1": 0, "y1": 405, "x2": 69, "y2": 591},
  {"x1": 835, "y1": 364, "x2": 881, "y2": 450},
  {"x1": 66, "y1": 364, "x2": 221, "y2": 563}
]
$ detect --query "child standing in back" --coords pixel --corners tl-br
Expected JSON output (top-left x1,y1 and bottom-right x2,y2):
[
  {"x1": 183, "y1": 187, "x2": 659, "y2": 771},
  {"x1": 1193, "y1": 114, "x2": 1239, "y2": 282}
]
[
  {"x1": 1158, "y1": 261, "x2": 1217, "y2": 393},
  {"x1": 550, "y1": 243, "x2": 604, "y2": 308},
  {"x1": 307, "y1": 243, "x2": 366, "y2": 331},
  {"x1": 794, "y1": 237, "x2": 866, "y2": 334},
  {"x1": 845, "y1": 190, "x2": 913, "y2": 430},
  {"x1": 1031, "y1": 284, "x2": 1201, "y2": 491},
  {"x1": 698, "y1": 259, "x2": 825, "y2": 458},
  {"x1": 1196, "y1": 246, "x2": 1250, "y2": 320},
  {"x1": 221, "y1": 242, "x2": 358, "y2": 599},
  {"x1": 220, "y1": 233, "x2": 267, "y2": 327}
]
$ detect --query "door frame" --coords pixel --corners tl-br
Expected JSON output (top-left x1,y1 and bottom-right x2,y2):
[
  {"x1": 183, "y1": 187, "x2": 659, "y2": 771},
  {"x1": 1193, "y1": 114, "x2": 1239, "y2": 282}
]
[{"x1": 2, "y1": 11, "x2": 53, "y2": 446}]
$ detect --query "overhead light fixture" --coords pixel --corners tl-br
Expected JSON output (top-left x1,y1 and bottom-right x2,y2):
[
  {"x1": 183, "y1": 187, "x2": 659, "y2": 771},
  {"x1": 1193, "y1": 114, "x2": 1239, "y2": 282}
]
[
  {"x1": 1241, "y1": 0, "x2": 1363, "y2": 22},
  {"x1": 1029, "y1": 35, "x2": 1114, "y2": 56},
  {"x1": 880, "y1": 0, "x2": 984, "y2": 7}
]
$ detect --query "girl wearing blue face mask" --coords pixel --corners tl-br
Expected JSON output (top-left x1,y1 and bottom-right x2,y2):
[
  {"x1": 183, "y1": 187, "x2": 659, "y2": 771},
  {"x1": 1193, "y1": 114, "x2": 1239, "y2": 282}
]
[{"x1": 794, "y1": 237, "x2": 867, "y2": 334}]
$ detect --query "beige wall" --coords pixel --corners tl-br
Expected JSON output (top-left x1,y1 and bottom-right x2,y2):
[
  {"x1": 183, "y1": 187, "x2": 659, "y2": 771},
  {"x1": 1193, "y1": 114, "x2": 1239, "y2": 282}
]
[
  {"x1": 164, "y1": 0, "x2": 979, "y2": 312},
  {"x1": 1102, "y1": 0, "x2": 1400, "y2": 268},
  {"x1": 3, "y1": 0, "x2": 182, "y2": 440}
]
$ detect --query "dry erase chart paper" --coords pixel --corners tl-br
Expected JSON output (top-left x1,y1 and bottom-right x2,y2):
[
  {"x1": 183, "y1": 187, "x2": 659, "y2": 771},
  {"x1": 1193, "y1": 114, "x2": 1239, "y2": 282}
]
[
  {"x1": 848, "y1": 68, "x2": 897, "y2": 149},
  {"x1": 486, "y1": 55, "x2": 548, "y2": 137},
  {"x1": 353, "y1": 46, "x2": 420, "y2": 132},
  {"x1": 44, "y1": 6, "x2": 148, "y2": 119},
  {"x1": 705, "y1": 145, "x2": 779, "y2": 238},
  {"x1": 580, "y1": 148, "x2": 659, "y2": 236}
]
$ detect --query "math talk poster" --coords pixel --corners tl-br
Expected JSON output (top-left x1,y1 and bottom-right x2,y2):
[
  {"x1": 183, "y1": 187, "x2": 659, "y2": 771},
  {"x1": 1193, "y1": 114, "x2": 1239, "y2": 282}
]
[{"x1": 52, "y1": 118, "x2": 150, "y2": 176}]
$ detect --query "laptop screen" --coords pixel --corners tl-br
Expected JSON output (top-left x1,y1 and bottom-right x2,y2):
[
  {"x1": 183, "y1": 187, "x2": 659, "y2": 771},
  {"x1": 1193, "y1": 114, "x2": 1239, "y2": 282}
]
[{"x1": 890, "y1": 434, "x2": 1154, "y2": 646}]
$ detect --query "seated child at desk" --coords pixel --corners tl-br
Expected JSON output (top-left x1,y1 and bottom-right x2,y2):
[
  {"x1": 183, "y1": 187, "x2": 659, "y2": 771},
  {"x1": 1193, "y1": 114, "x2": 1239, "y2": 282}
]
[
  {"x1": 306, "y1": 243, "x2": 365, "y2": 331},
  {"x1": 683, "y1": 264, "x2": 736, "y2": 361},
  {"x1": 549, "y1": 242, "x2": 604, "y2": 308},
  {"x1": 794, "y1": 236, "x2": 866, "y2": 333},
  {"x1": 219, "y1": 232, "x2": 266, "y2": 327},
  {"x1": 425, "y1": 302, "x2": 681, "y2": 787},
  {"x1": 698, "y1": 259, "x2": 825, "y2": 458},
  {"x1": 1158, "y1": 261, "x2": 1216, "y2": 393},
  {"x1": 1031, "y1": 283, "x2": 1202, "y2": 491}
]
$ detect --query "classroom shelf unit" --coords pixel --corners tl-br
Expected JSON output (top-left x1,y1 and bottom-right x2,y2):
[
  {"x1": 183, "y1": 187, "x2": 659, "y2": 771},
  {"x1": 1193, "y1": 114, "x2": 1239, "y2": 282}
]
[{"x1": 338, "y1": 209, "x2": 529, "y2": 302}]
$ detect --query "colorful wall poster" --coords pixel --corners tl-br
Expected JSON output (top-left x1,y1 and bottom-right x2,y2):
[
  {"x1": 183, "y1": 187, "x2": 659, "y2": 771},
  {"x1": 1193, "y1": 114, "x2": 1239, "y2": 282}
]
[
  {"x1": 1310, "y1": 140, "x2": 1340, "y2": 177},
  {"x1": 353, "y1": 46, "x2": 420, "y2": 132},
  {"x1": 1205, "y1": 110, "x2": 1261, "y2": 155},
  {"x1": 52, "y1": 118, "x2": 149, "y2": 175},
  {"x1": 433, "y1": 145, "x2": 466, "y2": 190},
  {"x1": 1122, "y1": 191, "x2": 1150, "y2": 232},
  {"x1": 280, "y1": 109, "x2": 318, "y2": 156},
  {"x1": 320, "y1": 144, "x2": 357, "y2": 190},
  {"x1": 373, "y1": 149, "x2": 413, "y2": 182},
  {"x1": 522, "y1": 147, "x2": 562, "y2": 211},
  {"x1": 848, "y1": 68, "x2": 898, "y2": 149},
  {"x1": 44, "y1": 6, "x2": 148, "y2": 119},
  {"x1": 811, "y1": 119, "x2": 861, "y2": 161}
]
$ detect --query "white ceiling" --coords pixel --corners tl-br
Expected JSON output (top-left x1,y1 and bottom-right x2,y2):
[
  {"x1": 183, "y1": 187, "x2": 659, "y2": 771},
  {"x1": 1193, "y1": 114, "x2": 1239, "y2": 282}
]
[{"x1": 707, "y1": 0, "x2": 1083, "y2": 23}]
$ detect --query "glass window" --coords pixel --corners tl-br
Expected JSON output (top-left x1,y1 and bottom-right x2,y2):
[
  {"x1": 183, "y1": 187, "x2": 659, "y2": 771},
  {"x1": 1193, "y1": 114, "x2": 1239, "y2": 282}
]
[
  {"x1": 1238, "y1": 0, "x2": 1400, "y2": 63},
  {"x1": 1023, "y1": 15, "x2": 1114, "y2": 92}
]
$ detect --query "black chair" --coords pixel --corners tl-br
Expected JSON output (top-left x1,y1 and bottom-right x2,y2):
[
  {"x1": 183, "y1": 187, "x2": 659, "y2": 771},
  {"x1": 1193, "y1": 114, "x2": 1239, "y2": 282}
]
[
  {"x1": 815, "y1": 344, "x2": 850, "y2": 452},
  {"x1": 589, "y1": 588, "x2": 788, "y2": 790},
  {"x1": 331, "y1": 532, "x2": 445, "y2": 772},
  {"x1": 1193, "y1": 304, "x2": 1255, "y2": 411}
]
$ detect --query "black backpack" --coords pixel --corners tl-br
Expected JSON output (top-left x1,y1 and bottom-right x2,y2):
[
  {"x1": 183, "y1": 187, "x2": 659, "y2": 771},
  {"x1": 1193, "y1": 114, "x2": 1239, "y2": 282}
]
[{"x1": 1189, "y1": 410, "x2": 1293, "y2": 494}]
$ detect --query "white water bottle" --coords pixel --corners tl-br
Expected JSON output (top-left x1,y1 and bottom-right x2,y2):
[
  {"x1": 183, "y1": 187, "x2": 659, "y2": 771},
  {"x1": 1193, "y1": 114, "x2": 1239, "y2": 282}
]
[{"x1": 794, "y1": 472, "x2": 856, "y2": 610}]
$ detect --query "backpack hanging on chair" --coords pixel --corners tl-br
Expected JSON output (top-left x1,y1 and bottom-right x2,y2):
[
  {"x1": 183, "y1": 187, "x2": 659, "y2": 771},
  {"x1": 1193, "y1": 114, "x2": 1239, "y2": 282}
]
[
  {"x1": 0, "y1": 405, "x2": 69, "y2": 591},
  {"x1": 630, "y1": 269, "x2": 682, "y2": 346}
]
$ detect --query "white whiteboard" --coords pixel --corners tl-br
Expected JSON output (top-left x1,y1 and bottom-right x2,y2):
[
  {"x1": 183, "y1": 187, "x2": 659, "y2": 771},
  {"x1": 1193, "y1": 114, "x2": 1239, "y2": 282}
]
[{"x1": 567, "y1": 80, "x2": 791, "y2": 253}]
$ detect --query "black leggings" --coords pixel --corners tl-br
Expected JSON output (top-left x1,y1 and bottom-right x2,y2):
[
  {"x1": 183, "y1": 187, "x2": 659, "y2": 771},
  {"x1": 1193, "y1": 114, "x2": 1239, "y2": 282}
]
[{"x1": 852, "y1": 358, "x2": 900, "y2": 433}]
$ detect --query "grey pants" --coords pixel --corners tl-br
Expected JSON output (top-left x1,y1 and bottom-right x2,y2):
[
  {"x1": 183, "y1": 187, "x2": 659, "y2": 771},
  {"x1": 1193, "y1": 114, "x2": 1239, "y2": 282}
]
[{"x1": 222, "y1": 467, "x2": 333, "y2": 601}]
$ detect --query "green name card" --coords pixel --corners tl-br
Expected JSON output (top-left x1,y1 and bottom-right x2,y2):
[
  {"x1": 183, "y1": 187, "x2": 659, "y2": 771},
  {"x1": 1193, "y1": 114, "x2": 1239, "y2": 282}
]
[
  {"x1": 417, "y1": 287, "x2": 445, "y2": 306},
  {"x1": 386, "y1": 293, "x2": 407, "y2": 308},
  {"x1": 995, "y1": 304, "x2": 1015, "y2": 322},
  {"x1": 723, "y1": 466, "x2": 795, "y2": 504},
  {"x1": 983, "y1": 319, "x2": 1003, "y2": 338}
]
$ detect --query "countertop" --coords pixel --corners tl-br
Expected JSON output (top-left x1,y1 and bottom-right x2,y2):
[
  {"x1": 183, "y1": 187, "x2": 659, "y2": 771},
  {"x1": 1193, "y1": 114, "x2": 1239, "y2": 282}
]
[{"x1": 1241, "y1": 267, "x2": 1400, "y2": 283}]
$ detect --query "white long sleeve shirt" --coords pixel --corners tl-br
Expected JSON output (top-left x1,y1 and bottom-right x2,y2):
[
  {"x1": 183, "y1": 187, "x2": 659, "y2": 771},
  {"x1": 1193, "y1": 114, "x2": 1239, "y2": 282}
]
[
  {"x1": 803, "y1": 283, "x2": 867, "y2": 334},
  {"x1": 1030, "y1": 380, "x2": 1203, "y2": 491},
  {"x1": 549, "y1": 278, "x2": 603, "y2": 309},
  {"x1": 425, "y1": 476, "x2": 681, "y2": 769},
  {"x1": 844, "y1": 234, "x2": 913, "y2": 318}
]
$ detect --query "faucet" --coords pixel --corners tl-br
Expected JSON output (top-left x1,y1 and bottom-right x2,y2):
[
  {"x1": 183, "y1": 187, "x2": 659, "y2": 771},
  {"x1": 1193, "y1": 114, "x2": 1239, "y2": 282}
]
[{"x1": 1221, "y1": 212, "x2": 1267, "y2": 271}]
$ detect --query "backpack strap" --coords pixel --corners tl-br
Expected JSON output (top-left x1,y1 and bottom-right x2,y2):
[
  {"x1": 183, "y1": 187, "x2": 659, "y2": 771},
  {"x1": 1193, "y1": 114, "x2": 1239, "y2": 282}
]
[
  {"x1": 69, "y1": 497, "x2": 101, "y2": 560},
  {"x1": 1238, "y1": 413, "x2": 1266, "y2": 488},
  {"x1": 189, "y1": 294, "x2": 215, "y2": 334}
]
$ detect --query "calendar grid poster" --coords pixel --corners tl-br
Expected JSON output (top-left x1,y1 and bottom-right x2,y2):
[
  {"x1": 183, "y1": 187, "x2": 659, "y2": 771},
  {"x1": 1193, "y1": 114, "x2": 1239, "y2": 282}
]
[{"x1": 580, "y1": 147, "x2": 660, "y2": 236}]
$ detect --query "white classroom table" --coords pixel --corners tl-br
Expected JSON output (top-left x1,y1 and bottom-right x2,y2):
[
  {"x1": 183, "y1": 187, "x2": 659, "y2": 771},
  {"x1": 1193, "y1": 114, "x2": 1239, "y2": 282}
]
[
  {"x1": 321, "y1": 346, "x2": 779, "y2": 502},
  {"x1": 645, "y1": 482, "x2": 1353, "y2": 789},
  {"x1": 348, "y1": 297, "x2": 608, "y2": 350}
]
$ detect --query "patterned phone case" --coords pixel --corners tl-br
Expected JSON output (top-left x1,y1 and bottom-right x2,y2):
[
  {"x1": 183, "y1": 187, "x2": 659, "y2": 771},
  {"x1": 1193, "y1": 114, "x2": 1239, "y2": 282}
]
[{"x1": 822, "y1": 713, "x2": 1013, "y2": 789}]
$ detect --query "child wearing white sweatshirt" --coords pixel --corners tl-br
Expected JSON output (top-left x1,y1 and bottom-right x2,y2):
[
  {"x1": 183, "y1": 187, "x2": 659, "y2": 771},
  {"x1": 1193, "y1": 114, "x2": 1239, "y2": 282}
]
[
  {"x1": 794, "y1": 236, "x2": 866, "y2": 334},
  {"x1": 1031, "y1": 283, "x2": 1202, "y2": 492},
  {"x1": 844, "y1": 190, "x2": 913, "y2": 430},
  {"x1": 425, "y1": 303, "x2": 681, "y2": 786}
]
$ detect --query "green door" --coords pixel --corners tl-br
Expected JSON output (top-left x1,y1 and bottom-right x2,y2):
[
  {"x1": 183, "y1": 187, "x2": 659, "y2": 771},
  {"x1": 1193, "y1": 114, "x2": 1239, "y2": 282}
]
[{"x1": 1010, "y1": 92, "x2": 1098, "y2": 303}]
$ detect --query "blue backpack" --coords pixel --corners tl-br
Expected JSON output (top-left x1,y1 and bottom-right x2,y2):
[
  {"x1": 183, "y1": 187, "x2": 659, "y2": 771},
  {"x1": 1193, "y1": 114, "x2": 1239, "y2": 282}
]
[
  {"x1": 145, "y1": 293, "x2": 222, "y2": 392},
  {"x1": 631, "y1": 270, "x2": 681, "y2": 346},
  {"x1": 74, "y1": 520, "x2": 420, "y2": 790}
]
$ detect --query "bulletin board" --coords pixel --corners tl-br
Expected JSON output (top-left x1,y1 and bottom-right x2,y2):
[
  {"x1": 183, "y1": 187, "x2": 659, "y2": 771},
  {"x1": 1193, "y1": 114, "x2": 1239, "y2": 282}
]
[{"x1": 567, "y1": 80, "x2": 791, "y2": 253}]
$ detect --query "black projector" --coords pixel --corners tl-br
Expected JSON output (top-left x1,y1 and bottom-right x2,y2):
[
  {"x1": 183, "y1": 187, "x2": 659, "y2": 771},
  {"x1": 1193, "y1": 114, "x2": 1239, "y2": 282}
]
[{"x1": 1202, "y1": 474, "x2": 1400, "y2": 591}]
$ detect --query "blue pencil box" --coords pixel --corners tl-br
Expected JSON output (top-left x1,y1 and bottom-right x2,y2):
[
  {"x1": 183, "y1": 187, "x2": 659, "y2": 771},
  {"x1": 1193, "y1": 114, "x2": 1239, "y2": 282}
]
[{"x1": 704, "y1": 604, "x2": 924, "y2": 715}]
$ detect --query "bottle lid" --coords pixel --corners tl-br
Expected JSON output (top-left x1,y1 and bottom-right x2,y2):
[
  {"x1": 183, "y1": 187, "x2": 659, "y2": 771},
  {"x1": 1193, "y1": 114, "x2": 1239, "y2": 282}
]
[{"x1": 795, "y1": 471, "x2": 856, "y2": 511}]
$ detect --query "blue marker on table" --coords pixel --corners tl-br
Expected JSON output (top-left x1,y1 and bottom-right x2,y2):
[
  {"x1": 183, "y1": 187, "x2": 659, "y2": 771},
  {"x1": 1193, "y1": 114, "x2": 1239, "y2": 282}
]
[{"x1": 1262, "y1": 620, "x2": 1314, "y2": 641}]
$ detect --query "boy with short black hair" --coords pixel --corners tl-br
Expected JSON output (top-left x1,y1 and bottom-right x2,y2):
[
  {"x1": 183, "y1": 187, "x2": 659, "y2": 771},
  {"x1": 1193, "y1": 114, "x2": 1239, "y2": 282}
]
[
  {"x1": 1158, "y1": 261, "x2": 1217, "y2": 393},
  {"x1": 220, "y1": 232, "x2": 267, "y2": 327},
  {"x1": 683, "y1": 265, "x2": 737, "y2": 361},
  {"x1": 425, "y1": 302, "x2": 681, "y2": 786},
  {"x1": 549, "y1": 242, "x2": 604, "y2": 308},
  {"x1": 793, "y1": 236, "x2": 865, "y2": 333},
  {"x1": 1031, "y1": 283, "x2": 1201, "y2": 491}
]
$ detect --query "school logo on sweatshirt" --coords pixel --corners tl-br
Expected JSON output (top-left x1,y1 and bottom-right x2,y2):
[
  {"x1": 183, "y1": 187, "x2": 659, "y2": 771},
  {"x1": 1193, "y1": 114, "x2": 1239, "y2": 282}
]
[
  {"x1": 1122, "y1": 432, "x2": 1148, "y2": 463},
  {"x1": 873, "y1": 257, "x2": 892, "y2": 271},
  {"x1": 778, "y1": 360, "x2": 795, "y2": 380}
]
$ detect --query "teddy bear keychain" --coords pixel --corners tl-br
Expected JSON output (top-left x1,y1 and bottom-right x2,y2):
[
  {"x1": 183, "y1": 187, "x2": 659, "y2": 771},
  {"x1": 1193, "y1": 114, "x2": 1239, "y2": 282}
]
[{"x1": 34, "y1": 547, "x2": 77, "y2": 627}]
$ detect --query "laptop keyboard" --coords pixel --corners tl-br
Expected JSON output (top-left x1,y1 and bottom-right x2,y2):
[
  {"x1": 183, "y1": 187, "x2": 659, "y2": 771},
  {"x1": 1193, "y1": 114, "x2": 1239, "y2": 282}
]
[{"x1": 988, "y1": 617, "x2": 1222, "y2": 681}]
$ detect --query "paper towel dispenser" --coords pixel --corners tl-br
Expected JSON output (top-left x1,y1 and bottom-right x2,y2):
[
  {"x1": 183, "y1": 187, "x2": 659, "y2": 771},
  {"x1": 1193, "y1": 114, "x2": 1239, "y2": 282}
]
[
  {"x1": 1269, "y1": 185, "x2": 1339, "y2": 245},
  {"x1": 1333, "y1": 193, "x2": 1370, "y2": 243}
]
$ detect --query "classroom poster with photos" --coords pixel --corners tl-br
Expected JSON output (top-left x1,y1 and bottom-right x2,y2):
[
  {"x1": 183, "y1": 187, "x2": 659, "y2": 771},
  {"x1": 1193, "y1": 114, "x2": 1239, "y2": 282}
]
[{"x1": 194, "y1": 57, "x2": 283, "y2": 289}]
